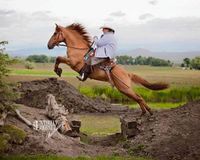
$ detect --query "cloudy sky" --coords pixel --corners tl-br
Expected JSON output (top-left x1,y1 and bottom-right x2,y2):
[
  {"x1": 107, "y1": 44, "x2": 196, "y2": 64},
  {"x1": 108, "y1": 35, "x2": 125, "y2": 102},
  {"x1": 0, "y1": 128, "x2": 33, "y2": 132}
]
[{"x1": 1, "y1": 0, "x2": 200, "y2": 55}]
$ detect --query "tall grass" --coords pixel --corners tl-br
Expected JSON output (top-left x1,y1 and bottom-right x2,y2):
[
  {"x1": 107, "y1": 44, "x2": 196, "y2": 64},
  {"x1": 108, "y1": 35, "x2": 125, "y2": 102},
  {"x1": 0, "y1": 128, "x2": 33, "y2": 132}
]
[{"x1": 79, "y1": 86, "x2": 200, "y2": 103}]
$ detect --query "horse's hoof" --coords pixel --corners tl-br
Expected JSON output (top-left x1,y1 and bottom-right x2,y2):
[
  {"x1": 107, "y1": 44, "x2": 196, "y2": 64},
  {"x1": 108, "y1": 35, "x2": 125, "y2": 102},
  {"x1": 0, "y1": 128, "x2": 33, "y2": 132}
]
[
  {"x1": 140, "y1": 111, "x2": 146, "y2": 117},
  {"x1": 149, "y1": 111, "x2": 153, "y2": 116},
  {"x1": 147, "y1": 109, "x2": 153, "y2": 116},
  {"x1": 54, "y1": 68, "x2": 62, "y2": 77}
]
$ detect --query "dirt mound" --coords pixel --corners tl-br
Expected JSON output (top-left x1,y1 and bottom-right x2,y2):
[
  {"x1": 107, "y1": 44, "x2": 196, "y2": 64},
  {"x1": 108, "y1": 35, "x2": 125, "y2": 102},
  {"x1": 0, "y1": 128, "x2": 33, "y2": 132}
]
[
  {"x1": 123, "y1": 100, "x2": 200, "y2": 160},
  {"x1": 4, "y1": 105, "x2": 124, "y2": 156},
  {"x1": 16, "y1": 78, "x2": 115, "y2": 113}
]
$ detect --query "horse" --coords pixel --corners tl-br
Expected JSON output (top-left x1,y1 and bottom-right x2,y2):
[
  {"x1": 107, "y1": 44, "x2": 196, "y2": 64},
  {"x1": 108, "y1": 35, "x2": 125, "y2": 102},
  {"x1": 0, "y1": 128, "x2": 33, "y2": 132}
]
[{"x1": 47, "y1": 23, "x2": 169, "y2": 115}]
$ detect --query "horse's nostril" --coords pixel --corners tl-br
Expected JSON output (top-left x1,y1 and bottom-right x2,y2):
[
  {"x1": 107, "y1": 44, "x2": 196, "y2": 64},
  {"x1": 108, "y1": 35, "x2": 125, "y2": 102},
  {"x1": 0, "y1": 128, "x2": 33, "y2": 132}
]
[{"x1": 47, "y1": 44, "x2": 52, "y2": 49}]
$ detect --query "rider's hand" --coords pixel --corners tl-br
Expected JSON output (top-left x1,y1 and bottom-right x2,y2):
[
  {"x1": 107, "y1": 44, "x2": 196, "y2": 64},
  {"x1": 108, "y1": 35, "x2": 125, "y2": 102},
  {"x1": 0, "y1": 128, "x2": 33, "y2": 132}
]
[
  {"x1": 89, "y1": 52, "x2": 95, "y2": 57},
  {"x1": 93, "y1": 36, "x2": 98, "y2": 42}
]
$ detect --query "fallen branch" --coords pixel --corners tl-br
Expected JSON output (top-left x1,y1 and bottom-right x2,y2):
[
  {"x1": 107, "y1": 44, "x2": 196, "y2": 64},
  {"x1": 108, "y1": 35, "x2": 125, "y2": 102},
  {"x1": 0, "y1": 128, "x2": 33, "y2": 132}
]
[{"x1": 15, "y1": 109, "x2": 33, "y2": 127}]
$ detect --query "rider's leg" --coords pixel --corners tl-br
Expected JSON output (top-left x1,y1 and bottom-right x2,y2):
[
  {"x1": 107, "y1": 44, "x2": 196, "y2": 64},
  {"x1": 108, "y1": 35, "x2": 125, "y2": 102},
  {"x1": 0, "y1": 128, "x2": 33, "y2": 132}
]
[
  {"x1": 76, "y1": 57, "x2": 107, "y2": 81},
  {"x1": 76, "y1": 63, "x2": 92, "y2": 81}
]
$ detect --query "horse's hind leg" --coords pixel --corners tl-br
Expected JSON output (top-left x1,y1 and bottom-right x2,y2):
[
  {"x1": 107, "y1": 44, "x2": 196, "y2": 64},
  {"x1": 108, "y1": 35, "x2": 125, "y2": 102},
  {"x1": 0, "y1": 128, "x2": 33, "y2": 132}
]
[
  {"x1": 134, "y1": 92, "x2": 153, "y2": 115},
  {"x1": 118, "y1": 87, "x2": 153, "y2": 115}
]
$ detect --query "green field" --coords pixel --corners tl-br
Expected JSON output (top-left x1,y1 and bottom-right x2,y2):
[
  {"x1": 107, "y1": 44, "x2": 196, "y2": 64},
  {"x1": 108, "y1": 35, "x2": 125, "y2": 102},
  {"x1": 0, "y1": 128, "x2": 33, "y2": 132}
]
[
  {"x1": 7, "y1": 63, "x2": 200, "y2": 107},
  {"x1": 77, "y1": 114, "x2": 121, "y2": 136},
  {"x1": 7, "y1": 63, "x2": 200, "y2": 87}
]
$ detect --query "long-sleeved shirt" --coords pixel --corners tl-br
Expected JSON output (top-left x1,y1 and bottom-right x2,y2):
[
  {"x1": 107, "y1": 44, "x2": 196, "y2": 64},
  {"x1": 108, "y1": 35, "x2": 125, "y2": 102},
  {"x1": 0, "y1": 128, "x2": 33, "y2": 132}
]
[{"x1": 94, "y1": 32, "x2": 117, "y2": 59}]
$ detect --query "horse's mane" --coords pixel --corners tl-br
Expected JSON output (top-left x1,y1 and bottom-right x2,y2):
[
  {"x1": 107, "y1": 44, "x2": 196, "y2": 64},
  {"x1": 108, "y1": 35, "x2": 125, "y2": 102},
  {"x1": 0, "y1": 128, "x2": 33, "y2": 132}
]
[{"x1": 66, "y1": 23, "x2": 91, "y2": 46}]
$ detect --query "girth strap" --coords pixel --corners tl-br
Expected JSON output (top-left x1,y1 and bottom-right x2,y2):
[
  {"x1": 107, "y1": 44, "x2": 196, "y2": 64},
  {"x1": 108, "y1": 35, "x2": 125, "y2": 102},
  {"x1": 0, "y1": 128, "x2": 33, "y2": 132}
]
[{"x1": 99, "y1": 61, "x2": 116, "y2": 87}]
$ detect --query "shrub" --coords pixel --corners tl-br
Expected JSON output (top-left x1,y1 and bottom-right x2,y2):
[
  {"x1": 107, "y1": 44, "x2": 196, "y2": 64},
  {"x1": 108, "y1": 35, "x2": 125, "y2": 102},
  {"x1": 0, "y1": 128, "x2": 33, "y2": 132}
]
[
  {"x1": 0, "y1": 41, "x2": 19, "y2": 113},
  {"x1": 24, "y1": 61, "x2": 35, "y2": 69}
]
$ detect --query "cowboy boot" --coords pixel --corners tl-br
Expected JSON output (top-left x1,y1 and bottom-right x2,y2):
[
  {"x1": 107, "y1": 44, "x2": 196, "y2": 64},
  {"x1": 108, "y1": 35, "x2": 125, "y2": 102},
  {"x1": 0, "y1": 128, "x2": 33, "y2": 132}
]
[{"x1": 76, "y1": 64, "x2": 91, "y2": 81}]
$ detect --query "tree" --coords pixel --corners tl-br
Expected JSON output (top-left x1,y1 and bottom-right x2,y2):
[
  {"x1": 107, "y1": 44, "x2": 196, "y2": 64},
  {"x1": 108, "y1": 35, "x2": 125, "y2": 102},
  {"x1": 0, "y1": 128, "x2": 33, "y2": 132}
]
[
  {"x1": 26, "y1": 54, "x2": 49, "y2": 63},
  {"x1": 134, "y1": 56, "x2": 146, "y2": 65},
  {"x1": 0, "y1": 41, "x2": 18, "y2": 124},
  {"x1": 191, "y1": 57, "x2": 200, "y2": 70},
  {"x1": 183, "y1": 58, "x2": 190, "y2": 68},
  {"x1": 116, "y1": 55, "x2": 134, "y2": 65}
]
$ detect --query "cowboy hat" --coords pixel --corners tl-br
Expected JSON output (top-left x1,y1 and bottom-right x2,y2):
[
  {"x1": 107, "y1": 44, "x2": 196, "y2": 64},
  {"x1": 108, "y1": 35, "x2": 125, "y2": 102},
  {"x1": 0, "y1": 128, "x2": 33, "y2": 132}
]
[{"x1": 100, "y1": 25, "x2": 115, "y2": 32}]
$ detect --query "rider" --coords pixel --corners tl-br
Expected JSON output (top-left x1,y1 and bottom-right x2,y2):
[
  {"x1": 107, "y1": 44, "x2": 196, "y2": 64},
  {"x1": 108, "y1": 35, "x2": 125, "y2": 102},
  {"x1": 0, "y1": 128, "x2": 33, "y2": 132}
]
[{"x1": 76, "y1": 25, "x2": 117, "y2": 81}]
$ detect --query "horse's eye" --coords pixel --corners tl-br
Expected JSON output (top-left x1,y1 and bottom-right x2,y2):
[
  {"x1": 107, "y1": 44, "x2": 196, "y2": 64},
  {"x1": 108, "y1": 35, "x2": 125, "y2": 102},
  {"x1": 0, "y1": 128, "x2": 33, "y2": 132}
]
[{"x1": 53, "y1": 32, "x2": 57, "y2": 36}]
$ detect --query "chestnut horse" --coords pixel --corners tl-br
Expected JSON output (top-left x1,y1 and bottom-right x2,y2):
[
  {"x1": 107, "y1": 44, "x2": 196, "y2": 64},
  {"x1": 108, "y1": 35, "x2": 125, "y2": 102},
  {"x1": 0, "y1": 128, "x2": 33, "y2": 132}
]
[{"x1": 47, "y1": 23, "x2": 169, "y2": 115}]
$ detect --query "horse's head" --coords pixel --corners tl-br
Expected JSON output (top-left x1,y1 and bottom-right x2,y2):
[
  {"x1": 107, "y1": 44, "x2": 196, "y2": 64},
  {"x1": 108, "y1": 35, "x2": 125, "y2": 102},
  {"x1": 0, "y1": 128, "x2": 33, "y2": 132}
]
[{"x1": 47, "y1": 24, "x2": 65, "y2": 49}]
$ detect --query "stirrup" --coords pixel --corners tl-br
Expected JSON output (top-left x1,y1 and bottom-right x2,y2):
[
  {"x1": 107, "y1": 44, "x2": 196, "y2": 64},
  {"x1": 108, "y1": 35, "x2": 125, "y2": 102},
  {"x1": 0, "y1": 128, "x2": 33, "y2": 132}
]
[{"x1": 76, "y1": 73, "x2": 85, "y2": 81}]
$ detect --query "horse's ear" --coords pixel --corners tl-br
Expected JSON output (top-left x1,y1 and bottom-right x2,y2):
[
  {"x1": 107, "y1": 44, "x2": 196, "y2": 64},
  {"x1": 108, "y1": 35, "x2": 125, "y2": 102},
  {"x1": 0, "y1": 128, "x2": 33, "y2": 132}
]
[{"x1": 55, "y1": 23, "x2": 60, "y2": 31}]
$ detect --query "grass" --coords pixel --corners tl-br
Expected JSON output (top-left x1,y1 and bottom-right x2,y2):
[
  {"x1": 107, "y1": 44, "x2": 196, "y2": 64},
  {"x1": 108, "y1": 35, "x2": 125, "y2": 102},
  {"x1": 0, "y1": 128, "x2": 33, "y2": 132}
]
[
  {"x1": 7, "y1": 63, "x2": 200, "y2": 87},
  {"x1": 0, "y1": 125, "x2": 27, "y2": 144},
  {"x1": 129, "y1": 102, "x2": 186, "y2": 109},
  {"x1": 0, "y1": 134, "x2": 10, "y2": 152},
  {"x1": 0, "y1": 155, "x2": 153, "y2": 160},
  {"x1": 79, "y1": 86, "x2": 200, "y2": 103},
  {"x1": 10, "y1": 68, "x2": 78, "y2": 77},
  {"x1": 77, "y1": 114, "x2": 121, "y2": 136},
  {"x1": 8, "y1": 63, "x2": 200, "y2": 104},
  {"x1": 0, "y1": 125, "x2": 27, "y2": 152}
]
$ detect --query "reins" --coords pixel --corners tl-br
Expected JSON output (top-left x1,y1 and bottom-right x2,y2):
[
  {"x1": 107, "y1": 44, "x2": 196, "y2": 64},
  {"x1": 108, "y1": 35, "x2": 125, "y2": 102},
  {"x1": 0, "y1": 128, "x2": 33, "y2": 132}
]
[
  {"x1": 57, "y1": 43, "x2": 89, "y2": 50},
  {"x1": 57, "y1": 41, "x2": 94, "y2": 50}
]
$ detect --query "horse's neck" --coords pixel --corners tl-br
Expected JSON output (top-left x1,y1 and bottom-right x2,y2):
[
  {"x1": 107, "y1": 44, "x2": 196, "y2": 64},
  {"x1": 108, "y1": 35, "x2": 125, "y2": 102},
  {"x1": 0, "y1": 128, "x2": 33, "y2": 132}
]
[
  {"x1": 63, "y1": 29, "x2": 88, "y2": 72},
  {"x1": 67, "y1": 48, "x2": 85, "y2": 72}
]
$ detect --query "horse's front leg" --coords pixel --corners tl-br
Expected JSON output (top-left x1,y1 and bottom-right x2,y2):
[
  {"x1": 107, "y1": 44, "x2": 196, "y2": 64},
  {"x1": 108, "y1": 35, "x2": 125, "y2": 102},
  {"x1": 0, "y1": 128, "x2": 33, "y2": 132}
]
[{"x1": 54, "y1": 56, "x2": 71, "y2": 77}]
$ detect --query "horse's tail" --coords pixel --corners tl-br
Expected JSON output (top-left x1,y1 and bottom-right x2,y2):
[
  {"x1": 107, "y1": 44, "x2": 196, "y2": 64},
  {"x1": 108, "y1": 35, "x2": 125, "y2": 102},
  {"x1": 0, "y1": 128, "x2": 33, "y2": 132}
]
[{"x1": 130, "y1": 73, "x2": 169, "y2": 90}]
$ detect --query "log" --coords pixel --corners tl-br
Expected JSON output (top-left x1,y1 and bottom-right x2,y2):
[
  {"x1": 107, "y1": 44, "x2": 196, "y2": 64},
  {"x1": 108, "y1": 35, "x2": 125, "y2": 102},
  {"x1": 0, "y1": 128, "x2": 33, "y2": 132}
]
[{"x1": 46, "y1": 94, "x2": 72, "y2": 134}]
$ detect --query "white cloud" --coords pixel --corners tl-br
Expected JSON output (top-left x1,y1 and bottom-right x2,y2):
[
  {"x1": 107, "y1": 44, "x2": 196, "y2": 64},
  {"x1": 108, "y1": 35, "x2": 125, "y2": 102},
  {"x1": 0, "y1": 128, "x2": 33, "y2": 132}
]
[
  {"x1": 110, "y1": 11, "x2": 126, "y2": 17},
  {"x1": 149, "y1": 0, "x2": 158, "y2": 5},
  {"x1": 104, "y1": 17, "x2": 114, "y2": 22},
  {"x1": 139, "y1": 13, "x2": 154, "y2": 20}
]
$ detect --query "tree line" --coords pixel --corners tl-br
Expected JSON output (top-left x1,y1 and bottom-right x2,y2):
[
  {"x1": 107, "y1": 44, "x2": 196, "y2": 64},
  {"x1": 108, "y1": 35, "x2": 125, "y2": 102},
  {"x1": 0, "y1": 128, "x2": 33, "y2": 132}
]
[
  {"x1": 22, "y1": 54, "x2": 200, "y2": 70},
  {"x1": 182, "y1": 57, "x2": 200, "y2": 70},
  {"x1": 116, "y1": 55, "x2": 172, "y2": 66},
  {"x1": 26, "y1": 54, "x2": 56, "y2": 63}
]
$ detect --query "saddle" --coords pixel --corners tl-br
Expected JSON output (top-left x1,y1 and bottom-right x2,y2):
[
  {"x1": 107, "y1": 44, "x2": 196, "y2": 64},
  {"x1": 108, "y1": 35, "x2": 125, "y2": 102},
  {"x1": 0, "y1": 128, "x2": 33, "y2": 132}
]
[
  {"x1": 96, "y1": 58, "x2": 117, "y2": 87},
  {"x1": 80, "y1": 48, "x2": 117, "y2": 86}
]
